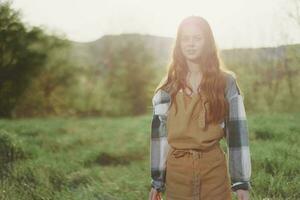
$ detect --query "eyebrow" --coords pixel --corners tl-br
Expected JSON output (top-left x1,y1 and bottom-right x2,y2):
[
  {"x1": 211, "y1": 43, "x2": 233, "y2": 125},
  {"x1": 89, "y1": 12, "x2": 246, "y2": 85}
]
[{"x1": 181, "y1": 34, "x2": 202, "y2": 37}]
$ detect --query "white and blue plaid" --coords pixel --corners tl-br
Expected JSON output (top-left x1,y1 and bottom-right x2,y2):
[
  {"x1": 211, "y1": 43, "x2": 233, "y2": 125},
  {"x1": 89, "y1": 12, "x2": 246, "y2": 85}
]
[{"x1": 150, "y1": 73, "x2": 252, "y2": 192}]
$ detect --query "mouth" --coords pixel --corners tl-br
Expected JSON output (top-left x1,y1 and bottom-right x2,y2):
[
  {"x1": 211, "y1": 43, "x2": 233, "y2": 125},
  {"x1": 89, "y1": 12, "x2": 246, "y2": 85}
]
[{"x1": 187, "y1": 50, "x2": 196, "y2": 54}]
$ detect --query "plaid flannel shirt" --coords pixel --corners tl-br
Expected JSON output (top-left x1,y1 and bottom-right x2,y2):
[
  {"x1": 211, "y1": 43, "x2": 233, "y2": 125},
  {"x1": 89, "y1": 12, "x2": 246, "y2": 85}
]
[{"x1": 150, "y1": 73, "x2": 252, "y2": 193}]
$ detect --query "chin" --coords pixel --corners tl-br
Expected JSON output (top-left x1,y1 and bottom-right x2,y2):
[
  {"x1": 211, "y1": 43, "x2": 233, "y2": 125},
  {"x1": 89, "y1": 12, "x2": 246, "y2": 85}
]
[{"x1": 186, "y1": 55, "x2": 201, "y2": 62}]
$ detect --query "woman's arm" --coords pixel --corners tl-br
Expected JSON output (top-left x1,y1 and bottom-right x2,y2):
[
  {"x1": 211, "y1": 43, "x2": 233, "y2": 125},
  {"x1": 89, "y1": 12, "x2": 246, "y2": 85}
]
[
  {"x1": 224, "y1": 74, "x2": 252, "y2": 191},
  {"x1": 150, "y1": 89, "x2": 171, "y2": 193}
]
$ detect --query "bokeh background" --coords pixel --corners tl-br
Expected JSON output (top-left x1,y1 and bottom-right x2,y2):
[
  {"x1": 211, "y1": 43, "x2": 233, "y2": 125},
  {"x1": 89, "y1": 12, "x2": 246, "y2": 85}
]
[{"x1": 0, "y1": 0, "x2": 299, "y2": 199}]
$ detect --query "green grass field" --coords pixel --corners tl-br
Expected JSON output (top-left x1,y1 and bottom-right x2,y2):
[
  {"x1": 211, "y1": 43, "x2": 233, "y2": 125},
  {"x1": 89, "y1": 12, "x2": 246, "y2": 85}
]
[{"x1": 0, "y1": 113, "x2": 299, "y2": 200}]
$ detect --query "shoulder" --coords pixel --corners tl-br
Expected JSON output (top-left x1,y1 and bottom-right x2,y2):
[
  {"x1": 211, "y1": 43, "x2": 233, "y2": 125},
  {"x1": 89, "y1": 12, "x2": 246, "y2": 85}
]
[
  {"x1": 152, "y1": 89, "x2": 171, "y2": 106},
  {"x1": 224, "y1": 72, "x2": 237, "y2": 90},
  {"x1": 223, "y1": 71, "x2": 241, "y2": 99}
]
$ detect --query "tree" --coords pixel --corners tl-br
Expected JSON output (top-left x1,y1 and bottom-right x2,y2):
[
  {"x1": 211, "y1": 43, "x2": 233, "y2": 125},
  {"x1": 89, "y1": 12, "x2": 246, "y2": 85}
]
[
  {"x1": 101, "y1": 35, "x2": 156, "y2": 116},
  {"x1": 0, "y1": 2, "x2": 47, "y2": 117},
  {"x1": 11, "y1": 37, "x2": 80, "y2": 117}
]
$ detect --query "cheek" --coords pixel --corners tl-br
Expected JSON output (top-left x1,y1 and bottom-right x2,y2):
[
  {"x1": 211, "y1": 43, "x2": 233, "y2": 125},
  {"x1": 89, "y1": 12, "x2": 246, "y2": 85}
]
[
  {"x1": 180, "y1": 42, "x2": 188, "y2": 50},
  {"x1": 195, "y1": 41, "x2": 204, "y2": 49},
  {"x1": 196, "y1": 43, "x2": 204, "y2": 53}
]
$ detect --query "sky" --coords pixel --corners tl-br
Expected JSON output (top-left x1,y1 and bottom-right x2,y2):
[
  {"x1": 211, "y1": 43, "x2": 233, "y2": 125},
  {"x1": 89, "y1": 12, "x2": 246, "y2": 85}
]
[{"x1": 9, "y1": 0, "x2": 300, "y2": 49}]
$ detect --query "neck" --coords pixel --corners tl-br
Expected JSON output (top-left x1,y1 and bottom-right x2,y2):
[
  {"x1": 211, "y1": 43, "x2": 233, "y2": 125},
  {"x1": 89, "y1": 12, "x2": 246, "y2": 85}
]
[{"x1": 186, "y1": 59, "x2": 202, "y2": 74}]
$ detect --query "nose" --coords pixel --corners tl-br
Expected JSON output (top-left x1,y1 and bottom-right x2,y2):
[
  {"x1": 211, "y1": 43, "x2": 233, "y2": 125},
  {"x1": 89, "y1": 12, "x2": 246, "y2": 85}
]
[
  {"x1": 187, "y1": 38, "x2": 194, "y2": 45},
  {"x1": 186, "y1": 40, "x2": 196, "y2": 48}
]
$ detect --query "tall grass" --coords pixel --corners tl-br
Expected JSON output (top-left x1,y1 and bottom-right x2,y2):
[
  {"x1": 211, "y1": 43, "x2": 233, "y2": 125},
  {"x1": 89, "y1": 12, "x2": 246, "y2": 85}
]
[{"x1": 0, "y1": 113, "x2": 299, "y2": 199}]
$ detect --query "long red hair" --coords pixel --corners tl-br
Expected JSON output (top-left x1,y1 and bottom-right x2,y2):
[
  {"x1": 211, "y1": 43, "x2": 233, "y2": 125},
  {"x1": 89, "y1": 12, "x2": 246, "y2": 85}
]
[{"x1": 155, "y1": 16, "x2": 234, "y2": 126}]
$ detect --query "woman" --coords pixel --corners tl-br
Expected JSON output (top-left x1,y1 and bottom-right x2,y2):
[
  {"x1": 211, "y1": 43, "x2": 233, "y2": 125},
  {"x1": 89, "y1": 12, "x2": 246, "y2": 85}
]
[{"x1": 148, "y1": 16, "x2": 252, "y2": 200}]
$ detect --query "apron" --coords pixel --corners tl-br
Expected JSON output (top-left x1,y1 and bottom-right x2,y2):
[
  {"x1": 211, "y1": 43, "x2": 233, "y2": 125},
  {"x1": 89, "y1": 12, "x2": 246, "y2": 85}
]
[{"x1": 165, "y1": 90, "x2": 232, "y2": 200}]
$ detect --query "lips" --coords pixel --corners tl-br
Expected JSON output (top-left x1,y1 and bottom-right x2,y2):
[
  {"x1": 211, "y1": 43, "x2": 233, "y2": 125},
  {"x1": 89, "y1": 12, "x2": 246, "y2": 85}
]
[{"x1": 187, "y1": 50, "x2": 196, "y2": 54}]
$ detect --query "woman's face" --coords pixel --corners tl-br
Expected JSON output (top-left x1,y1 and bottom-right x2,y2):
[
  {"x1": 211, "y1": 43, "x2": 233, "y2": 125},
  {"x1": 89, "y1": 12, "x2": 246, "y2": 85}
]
[{"x1": 180, "y1": 24, "x2": 205, "y2": 62}]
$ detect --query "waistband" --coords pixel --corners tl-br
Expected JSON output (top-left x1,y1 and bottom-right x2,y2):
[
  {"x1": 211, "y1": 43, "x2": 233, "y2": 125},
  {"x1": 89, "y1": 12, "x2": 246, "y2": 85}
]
[{"x1": 169, "y1": 143, "x2": 221, "y2": 158}]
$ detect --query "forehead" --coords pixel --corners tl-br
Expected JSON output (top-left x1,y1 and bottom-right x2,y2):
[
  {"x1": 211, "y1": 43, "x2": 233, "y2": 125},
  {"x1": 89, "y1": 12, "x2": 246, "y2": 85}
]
[{"x1": 181, "y1": 23, "x2": 203, "y2": 36}]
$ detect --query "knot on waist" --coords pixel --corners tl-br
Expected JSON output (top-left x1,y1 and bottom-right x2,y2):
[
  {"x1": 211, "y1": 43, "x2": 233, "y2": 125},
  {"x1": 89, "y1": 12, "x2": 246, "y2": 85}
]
[
  {"x1": 170, "y1": 143, "x2": 220, "y2": 158},
  {"x1": 172, "y1": 149, "x2": 196, "y2": 158}
]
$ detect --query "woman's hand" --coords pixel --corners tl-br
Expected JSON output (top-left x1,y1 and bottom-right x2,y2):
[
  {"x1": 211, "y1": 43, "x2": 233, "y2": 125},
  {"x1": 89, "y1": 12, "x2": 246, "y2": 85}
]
[
  {"x1": 236, "y1": 189, "x2": 249, "y2": 200},
  {"x1": 148, "y1": 187, "x2": 163, "y2": 200}
]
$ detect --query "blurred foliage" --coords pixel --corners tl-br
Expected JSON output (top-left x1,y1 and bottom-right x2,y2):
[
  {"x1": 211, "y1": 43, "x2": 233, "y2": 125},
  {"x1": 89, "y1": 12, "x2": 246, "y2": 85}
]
[
  {"x1": 0, "y1": 2, "x2": 47, "y2": 117},
  {"x1": 0, "y1": 2, "x2": 157, "y2": 118},
  {"x1": 1, "y1": 2, "x2": 300, "y2": 118},
  {"x1": 100, "y1": 37, "x2": 156, "y2": 116},
  {"x1": 11, "y1": 37, "x2": 80, "y2": 118},
  {"x1": 221, "y1": 44, "x2": 300, "y2": 114}
]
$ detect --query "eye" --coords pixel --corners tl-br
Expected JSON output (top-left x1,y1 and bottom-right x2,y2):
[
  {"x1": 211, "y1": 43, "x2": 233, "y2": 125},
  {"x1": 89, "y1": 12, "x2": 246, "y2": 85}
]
[
  {"x1": 181, "y1": 36, "x2": 189, "y2": 42},
  {"x1": 194, "y1": 36, "x2": 202, "y2": 41}
]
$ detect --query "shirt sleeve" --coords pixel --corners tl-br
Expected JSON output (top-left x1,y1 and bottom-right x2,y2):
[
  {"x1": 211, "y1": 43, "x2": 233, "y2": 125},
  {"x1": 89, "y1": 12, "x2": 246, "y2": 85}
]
[
  {"x1": 224, "y1": 74, "x2": 252, "y2": 192},
  {"x1": 150, "y1": 89, "x2": 171, "y2": 193}
]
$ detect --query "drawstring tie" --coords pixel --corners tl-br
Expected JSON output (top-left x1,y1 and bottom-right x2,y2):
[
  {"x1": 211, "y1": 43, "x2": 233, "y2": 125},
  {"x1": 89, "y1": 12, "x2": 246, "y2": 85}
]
[
  {"x1": 170, "y1": 143, "x2": 220, "y2": 159},
  {"x1": 172, "y1": 149, "x2": 202, "y2": 159}
]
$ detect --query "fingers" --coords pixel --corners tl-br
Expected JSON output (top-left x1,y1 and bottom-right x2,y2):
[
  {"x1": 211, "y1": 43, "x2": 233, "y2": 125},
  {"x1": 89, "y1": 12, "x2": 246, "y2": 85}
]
[
  {"x1": 149, "y1": 188, "x2": 163, "y2": 200},
  {"x1": 156, "y1": 193, "x2": 163, "y2": 200},
  {"x1": 237, "y1": 195, "x2": 242, "y2": 200},
  {"x1": 149, "y1": 190, "x2": 155, "y2": 200},
  {"x1": 157, "y1": 192, "x2": 163, "y2": 200},
  {"x1": 237, "y1": 193, "x2": 248, "y2": 200},
  {"x1": 151, "y1": 190, "x2": 160, "y2": 200}
]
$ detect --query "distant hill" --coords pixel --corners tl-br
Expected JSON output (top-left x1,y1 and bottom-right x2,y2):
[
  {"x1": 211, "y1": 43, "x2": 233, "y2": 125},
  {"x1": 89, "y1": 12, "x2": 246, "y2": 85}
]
[
  {"x1": 69, "y1": 33, "x2": 174, "y2": 70},
  {"x1": 69, "y1": 33, "x2": 300, "y2": 72},
  {"x1": 221, "y1": 43, "x2": 300, "y2": 67}
]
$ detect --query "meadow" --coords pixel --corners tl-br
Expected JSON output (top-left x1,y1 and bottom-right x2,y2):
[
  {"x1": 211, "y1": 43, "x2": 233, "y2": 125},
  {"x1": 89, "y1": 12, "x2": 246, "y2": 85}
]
[{"x1": 0, "y1": 112, "x2": 299, "y2": 200}]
